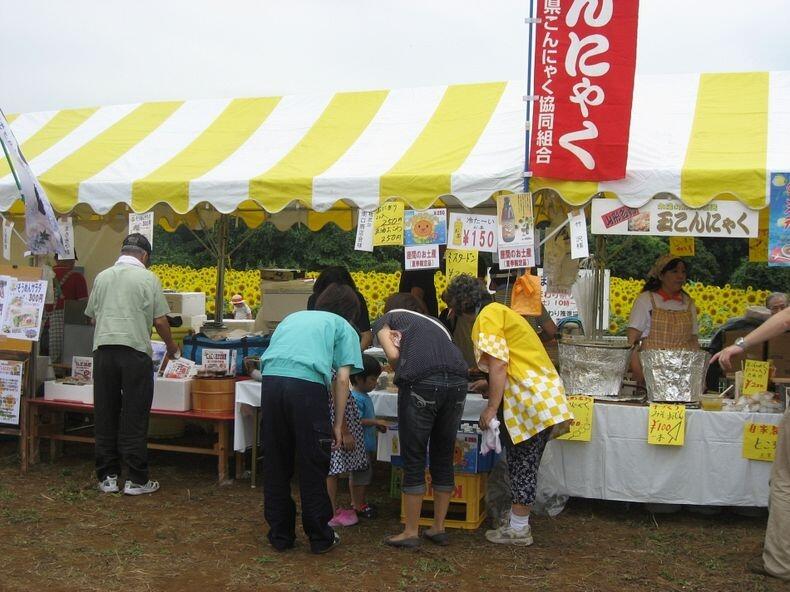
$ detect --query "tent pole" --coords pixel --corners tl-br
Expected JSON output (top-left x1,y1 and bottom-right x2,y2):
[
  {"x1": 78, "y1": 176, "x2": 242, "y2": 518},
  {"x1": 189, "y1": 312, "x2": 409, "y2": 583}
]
[{"x1": 204, "y1": 214, "x2": 229, "y2": 329}]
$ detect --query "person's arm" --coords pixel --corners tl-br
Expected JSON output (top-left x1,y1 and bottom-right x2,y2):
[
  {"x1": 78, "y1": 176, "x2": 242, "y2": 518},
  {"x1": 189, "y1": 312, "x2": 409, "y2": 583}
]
[
  {"x1": 359, "y1": 330, "x2": 373, "y2": 350},
  {"x1": 153, "y1": 315, "x2": 179, "y2": 356},
  {"x1": 332, "y1": 365, "x2": 351, "y2": 450},
  {"x1": 360, "y1": 417, "x2": 389, "y2": 431},
  {"x1": 712, "y1": 307, "x2": 790, "y2": 370},
  {"x1": 626, "y1": 327, "x2": 642, "y2": 347},
  {"x1": 479, "y1": 353, "x2": 507, "y2": 430},
  {"x1": 377, "y1": 324, "x2": 400, "y2": 365},
  {"x1": 540, "y1": 317, "x2": 557, "y2": 342}
]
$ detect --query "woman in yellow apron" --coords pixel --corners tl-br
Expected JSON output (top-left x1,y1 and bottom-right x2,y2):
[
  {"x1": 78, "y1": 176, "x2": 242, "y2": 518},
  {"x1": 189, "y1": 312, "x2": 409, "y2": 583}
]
[{"x1": 627, "y1": 255, "x2": 700, "y2": 383}]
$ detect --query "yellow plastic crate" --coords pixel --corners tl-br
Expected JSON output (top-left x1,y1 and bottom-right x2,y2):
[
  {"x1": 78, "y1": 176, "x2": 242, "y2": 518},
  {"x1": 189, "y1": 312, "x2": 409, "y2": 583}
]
[{"x1": 400, "y1": 472, "x2": 487, "y2": 530}]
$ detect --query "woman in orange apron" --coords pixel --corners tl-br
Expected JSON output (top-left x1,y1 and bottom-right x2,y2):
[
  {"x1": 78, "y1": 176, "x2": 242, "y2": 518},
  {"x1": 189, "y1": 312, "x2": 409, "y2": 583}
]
[{"x1": 627, "y1": 255, "x2": 700, "y2": 383}]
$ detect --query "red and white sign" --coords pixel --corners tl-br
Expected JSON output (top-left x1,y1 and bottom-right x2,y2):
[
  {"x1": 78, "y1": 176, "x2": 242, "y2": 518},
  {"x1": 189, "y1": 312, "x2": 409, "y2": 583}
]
[
  {"x1": 529, "y1": 0, "x2": 640, "y2": 181},
  {"x1": 404, "y1": 245, "x2": 440, "y2": 270}
]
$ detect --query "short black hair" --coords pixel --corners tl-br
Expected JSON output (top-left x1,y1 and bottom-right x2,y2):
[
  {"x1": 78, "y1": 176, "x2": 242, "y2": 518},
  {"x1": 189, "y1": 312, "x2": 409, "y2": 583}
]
[
  {"x1": 383, "y1": 292, "x2": 428, "y2": 314},
  {"x1": 122, "y1": 233, "x2": 152, "y2": 257},
  {"x1": 351, "y1": 354, "x2": 382, "y2": 385},
  {"x1": 314, "y1": 283, "x2": 361, "y2": 326}
]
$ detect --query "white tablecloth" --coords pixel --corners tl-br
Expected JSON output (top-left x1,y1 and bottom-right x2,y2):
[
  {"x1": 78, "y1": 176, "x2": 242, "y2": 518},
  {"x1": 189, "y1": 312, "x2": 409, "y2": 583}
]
[
  {"x1": 538, "y1": 403, "x2": 783, "y2": 507},
  {"x1": 233, "y1": 382, "x2": 486, "y2": 451}
]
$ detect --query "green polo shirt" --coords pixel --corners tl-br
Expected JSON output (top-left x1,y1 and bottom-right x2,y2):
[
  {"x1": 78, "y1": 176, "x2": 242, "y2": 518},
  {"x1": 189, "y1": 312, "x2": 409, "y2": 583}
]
[{"x1": 85, "y1": 262, "x2": 170, "y2": 356}]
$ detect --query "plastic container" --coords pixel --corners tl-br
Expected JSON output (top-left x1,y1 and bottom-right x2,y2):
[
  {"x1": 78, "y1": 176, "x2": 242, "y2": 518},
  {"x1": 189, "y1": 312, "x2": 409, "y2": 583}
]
[
  {"x1": 192, "y1": 376, "x2": 235, "y2": 413},
  {"x1": 700, "y1": 393, "x2": 723, "y2": 411}
]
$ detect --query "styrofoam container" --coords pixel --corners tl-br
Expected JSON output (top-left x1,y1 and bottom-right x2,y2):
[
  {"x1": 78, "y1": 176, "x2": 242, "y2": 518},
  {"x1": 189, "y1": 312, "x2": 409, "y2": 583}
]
[
  {"x1": 44, "y1": 380, "x2": 93, "y2": 405},
  {"x1": 164, "y1": 292, "x2": 206, "y2": 318},
  {"x1": 152, "y1": 377, "x2": 192, "y2": 412}
]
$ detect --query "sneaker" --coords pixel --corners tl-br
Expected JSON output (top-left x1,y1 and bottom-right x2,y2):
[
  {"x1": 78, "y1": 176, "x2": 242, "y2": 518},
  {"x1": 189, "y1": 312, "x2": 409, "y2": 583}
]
[
  {"x1": 328, "y1": 508, "x2": 345, "y2": 527},
  {"x1": 313, "y1": 531, "x2": 341, "y2": 554},
  {"x1": 485, "y1": 524, "x2": 533, "y2": 546},
  {"x1": 355, "y1": 503, "x2": 377, "y2": 519},
  {"x1": 332, "y1": 508, "x2": 358, "y2": 527},
  {"x1": 98, "y1": 474, "x2": 119, "y2": 493},
  {"x1": 123, "y1": 480, "x2": 160, "y2": 496}
]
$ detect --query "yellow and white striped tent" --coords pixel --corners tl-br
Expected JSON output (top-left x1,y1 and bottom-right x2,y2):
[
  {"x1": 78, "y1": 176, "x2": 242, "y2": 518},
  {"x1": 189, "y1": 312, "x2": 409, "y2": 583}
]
[{"x1": 1, "y1": 71, "x2": 787, "y2": 226}]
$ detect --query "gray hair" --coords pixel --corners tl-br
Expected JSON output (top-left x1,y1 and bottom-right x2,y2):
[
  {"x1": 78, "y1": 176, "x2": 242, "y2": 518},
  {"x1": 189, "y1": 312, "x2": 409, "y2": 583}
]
[
  {"x1": 121, "y1": 245, "x2": 148, "y2": 258},
  {"x1": 766, "y1": 292, "x2": 787, "y2": 307}
]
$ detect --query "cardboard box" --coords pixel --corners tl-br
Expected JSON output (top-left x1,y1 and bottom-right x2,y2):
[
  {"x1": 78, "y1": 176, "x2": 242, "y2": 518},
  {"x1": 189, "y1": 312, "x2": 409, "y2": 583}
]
[
  {"x1": 152, "y1": 377, "x2": 192, "y2": 412},
  {"x1": 385, "y1": 427, "x2": 495, "y2": 474},
  {"x1": 164, "y1": 292, "x2": 206, "y2": 318},
  {"x1": 259, "y1": 268, "x2": 304, "y2": 282},
  {"x1": 722, "y1": 329, "x2": 767, "y2": 366},
  {"x1": 254, "y1": 279, "x2": 315, "y2": 330},
  {"x1": 44, "y1": 380, "x2": 93, "y2": 405},
  {"x1": 767, "y1": 333, "x2": 790, "y2": 378}
]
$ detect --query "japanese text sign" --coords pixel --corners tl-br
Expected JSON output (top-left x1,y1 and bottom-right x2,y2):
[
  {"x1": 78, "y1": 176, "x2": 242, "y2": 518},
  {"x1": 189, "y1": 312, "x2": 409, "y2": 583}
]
[
  {"x1": 2, "y1": 219, "x2": 12, "y2": 261},
  {"x1": 647, "y1": 404, "x2": 686, "y2": 446},
  {"x1": 448, "y1": 213, "x2": 497, "y2": 253},
  {"x1": 591, "y1": 198, "x2": 758, "y2": 238},
  {"x1": 404, "y1": 245, "x2": 440, "y2": 270},
  {"x1": 669, "y1": 236, "x2": 695, "y2": 257},
  {"x1": 129, "y1": 212, "x2": 154, "y2": 247},
  {"x1": 568, "y1": 209, "x2": 589, "y2": 259},
  {"x1": 768, "y1": 172, "x2": 790, "y2": 267},
  {"x1": 0, "y1": 360, "x2": 24, "y2": 426},
  {"x1": 354, "y1": 210, "x2": 375, "y2": 252},
  {"x1": 742, "y1": 422, "x2": 778, "y2": 462},
  {"x1": 530, "y1": 0, "x2": 640, "y2": 180},
  {"x1": 58, "y1": 217, "x2": 75, "y2": 259},
  {"x1": 404, "y1": 209, "x2": 447, "y2": 246},
  {"x1": 497, "y1": 193, "x2": 535, "y2": 269},
  {"x1": 556, "y1": 395, "x2": 593, "y2": 441},
  {"x1": 71, "y1": 356, "x2": 94, "y2": 382},
  {"x1": 742, "y1": 360, "x2": 770, "y2": 395},
  {"x1": 373, "y1": 201, "x2": 404, "y2": 246},
  {"x1": 445, "y1": 249, "x2": 478, "y2": 281},
  {"x1": 0, "y1": 280, "x2": 48, "y2": 341}
]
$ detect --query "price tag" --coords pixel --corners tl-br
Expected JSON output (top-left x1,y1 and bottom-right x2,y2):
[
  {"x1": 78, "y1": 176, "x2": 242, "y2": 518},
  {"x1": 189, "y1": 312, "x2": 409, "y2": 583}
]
[
  {"x1": 647, "y1": 404, "x2": 686, "y2": 446},
  {"x1": 742, "y1": 359, "x2": 770, "y2": 395},
  {"x1": 354, "y1": 211, "x2": 375, "y2": 252},
  {"x1": 669, "y1": 236, "x2": 695, "y2": 256},
  {"x1": 373, "y1": 201, "x2": 404, "y2": 246},
  {"x1": 556, "y1": 395, "x2": 593, "y2": 441},
  {"x1": 447, "y1": 213, "x2": 498, "y2": 252},
  {"x1": 568, "y1": 209, "x2": 589, "y2": 259},
  {"x1": 445, "y1": 249, "x2": 478, "y2": 281},
  {"x1": 742, "y1": 422, "x2": 778, "y2": 462}
]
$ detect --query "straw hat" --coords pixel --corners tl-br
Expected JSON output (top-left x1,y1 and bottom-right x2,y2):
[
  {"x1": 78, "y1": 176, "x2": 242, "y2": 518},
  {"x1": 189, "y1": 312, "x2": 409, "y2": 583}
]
[
  {"x1": 231, "y1": 294, "x2": 245, "y2": 305},
  {"x1": 647, "y1": 254, "x2": 681, "y2": 279}
]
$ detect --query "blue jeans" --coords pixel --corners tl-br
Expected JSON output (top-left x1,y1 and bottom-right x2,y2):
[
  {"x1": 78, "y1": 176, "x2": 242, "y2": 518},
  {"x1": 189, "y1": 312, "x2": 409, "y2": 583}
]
[{"x1": 398, "y1": 373, "x2": 467, "y2": 494}]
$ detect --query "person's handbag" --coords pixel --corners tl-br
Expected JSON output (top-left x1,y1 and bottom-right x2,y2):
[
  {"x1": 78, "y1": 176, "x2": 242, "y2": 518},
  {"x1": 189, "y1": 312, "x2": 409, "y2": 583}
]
[{"x1": 509, "y1": 272, "x2": 542, "y2": 316}]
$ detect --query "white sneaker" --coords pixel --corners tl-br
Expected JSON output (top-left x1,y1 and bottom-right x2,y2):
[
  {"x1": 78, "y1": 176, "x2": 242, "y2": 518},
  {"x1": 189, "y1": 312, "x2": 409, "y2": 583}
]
[
  {"x1": 485, "y1": 524, "x2": 534, "y2": 546},
  {"x1": 98, "y1": 474, "x2": 119, "y2": 493},
  {"x1": 123, "y1": 480, "x2": 160, "y2": 496}
]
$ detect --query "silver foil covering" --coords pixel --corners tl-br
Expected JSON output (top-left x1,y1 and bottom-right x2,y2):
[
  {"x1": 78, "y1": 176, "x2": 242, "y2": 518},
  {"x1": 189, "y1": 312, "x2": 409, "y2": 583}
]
[
  {"x1": 640, "y1": 349, "x2": 709, "y2": 403},
  {"x1": 558, "y1": 340, "x2": 631, "y2": 399}
]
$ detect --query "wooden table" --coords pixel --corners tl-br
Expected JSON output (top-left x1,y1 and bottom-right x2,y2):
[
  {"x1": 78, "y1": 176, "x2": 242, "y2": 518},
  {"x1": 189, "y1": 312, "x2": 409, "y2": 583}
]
[{"x1": 27, "y1": 398, "x2": 238, "y2": 483}]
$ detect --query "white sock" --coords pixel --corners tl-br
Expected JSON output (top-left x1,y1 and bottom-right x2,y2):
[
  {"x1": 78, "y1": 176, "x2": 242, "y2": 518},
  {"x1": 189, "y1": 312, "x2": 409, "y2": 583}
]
[{"x1": 509, "y1": 511, "x2": 529, "y2": 531}]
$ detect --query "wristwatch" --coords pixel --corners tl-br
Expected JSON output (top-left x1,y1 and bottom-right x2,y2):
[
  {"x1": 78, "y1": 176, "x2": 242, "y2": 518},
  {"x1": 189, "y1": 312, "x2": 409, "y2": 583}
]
[{"x1": 734, "y1": 337, "x2": 747, "y2": 349}]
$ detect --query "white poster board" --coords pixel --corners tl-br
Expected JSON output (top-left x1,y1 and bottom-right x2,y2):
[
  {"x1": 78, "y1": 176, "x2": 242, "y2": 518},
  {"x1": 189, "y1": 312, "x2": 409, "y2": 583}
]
[
  {"x1": 0, "y1": 280, "x2": 48, "y2": 341},
  {"x1": 404, "y1": 245, "x2": 440, "y2": 270},
  {"x1": 0, "y1": 360, "x2": 24, "y2": 425},
  {"x1": 538, "y1": 268, "x2": 610, "y2": 327},
  {"x1": 129, "y1": 212, "x2": 155, "y2": 246},
  {"x1": 447, "y1": 213, "x2": 497, "y2": 253}
]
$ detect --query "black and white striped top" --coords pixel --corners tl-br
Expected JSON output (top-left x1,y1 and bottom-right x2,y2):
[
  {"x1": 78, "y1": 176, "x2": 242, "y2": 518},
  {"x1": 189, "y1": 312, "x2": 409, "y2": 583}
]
[{"x1": 373, "y1": 309, "x2": 468, "y2": 386}]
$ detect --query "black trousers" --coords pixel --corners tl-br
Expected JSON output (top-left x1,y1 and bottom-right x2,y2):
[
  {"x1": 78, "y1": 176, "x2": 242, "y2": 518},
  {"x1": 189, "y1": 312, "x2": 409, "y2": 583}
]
[
  {"x1": 94, "y1": 345, "x2": 154, "y2": 484},
  {"x1": 260, "y1": 375, "x2": 335, "y2": 553}
]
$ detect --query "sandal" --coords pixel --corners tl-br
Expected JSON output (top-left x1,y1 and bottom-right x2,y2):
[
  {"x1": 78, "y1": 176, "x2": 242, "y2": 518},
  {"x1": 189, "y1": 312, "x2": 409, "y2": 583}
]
[
  {"x1": 421, "y1": 530, "x2": 450, "y2": 546},
  {"x1": 384, "y1": 536, "x2": 421, "y2": 548}
]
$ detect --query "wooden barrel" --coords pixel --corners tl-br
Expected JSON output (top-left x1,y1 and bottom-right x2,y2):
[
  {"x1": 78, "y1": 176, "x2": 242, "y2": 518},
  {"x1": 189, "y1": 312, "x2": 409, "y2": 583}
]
[{"x1": 192, "y1": 377, "x2": 235, "y2": 413}]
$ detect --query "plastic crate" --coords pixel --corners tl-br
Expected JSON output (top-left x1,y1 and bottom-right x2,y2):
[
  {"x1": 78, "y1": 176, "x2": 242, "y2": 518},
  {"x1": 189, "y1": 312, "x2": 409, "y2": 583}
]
[
  {"x1": 389, "y1": 466, "x2": 403, "y2": 499},
  {"x1": 400, "y1": 472, "x2": 487, "y2": 530}
]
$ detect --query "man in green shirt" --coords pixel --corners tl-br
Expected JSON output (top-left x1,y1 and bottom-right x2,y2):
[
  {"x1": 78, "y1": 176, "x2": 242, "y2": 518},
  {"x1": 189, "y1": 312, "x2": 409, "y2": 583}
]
[{"x1": 85, "y1": 233, "x2": 179, "y2": 496}]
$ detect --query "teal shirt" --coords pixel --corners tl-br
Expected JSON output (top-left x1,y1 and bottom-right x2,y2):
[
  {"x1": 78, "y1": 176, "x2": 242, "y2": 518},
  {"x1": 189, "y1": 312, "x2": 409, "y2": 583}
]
[
  {"x1": 261, "y1": 310, "x2": 363, "y2": 387},
  {"x1": 85, "y1": 262, "x2": 170, "y2": 356}
]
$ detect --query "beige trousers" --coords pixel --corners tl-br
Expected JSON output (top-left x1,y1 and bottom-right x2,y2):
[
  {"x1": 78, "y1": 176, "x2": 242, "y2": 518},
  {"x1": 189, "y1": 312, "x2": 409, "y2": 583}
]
[{"x1": 764, "y1": 408, "x2": 790, "y2": 581}]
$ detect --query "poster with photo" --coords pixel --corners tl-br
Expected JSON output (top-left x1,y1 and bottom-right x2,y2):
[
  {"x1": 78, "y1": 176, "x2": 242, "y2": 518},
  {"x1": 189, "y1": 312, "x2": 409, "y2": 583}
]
[
  {"x1": 768, "y1": 172, "x2": 790, "y2": 267},
  {"x1": 496, "y1": 194, "x2": 535, "y2": 269},
  {"x1": 0, "y1": 280, "x2": 47, "y2": 341},
  {"x1": 404, "y1": 209, "x2": 446, "y2": 246},
  {"x1": 71, "y1": 356, "x2": 94, "y2": 382},
  {"x1": 0, "y1": 360, "x2": 24, "y2": 426}
]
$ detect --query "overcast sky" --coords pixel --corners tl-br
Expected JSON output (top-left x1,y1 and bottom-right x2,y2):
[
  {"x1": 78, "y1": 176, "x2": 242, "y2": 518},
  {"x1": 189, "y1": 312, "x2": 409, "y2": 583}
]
[{"x1": 1, "y1": 0, "x2": 789, "y2": 113}]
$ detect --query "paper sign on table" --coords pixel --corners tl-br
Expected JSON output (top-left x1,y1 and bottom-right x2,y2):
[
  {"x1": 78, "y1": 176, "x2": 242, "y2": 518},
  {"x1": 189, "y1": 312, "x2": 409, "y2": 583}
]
[
  {"x1": 129, "y1": 212, "x2": 154, "y2": 247},
  {"x1": 669, "y1": 236, "x2": 695, "y2": 257},
  {"x1": 742, "y1": 360, "x2": 770, "y2": 395},
  {"x1": 404, "y1": 245, "x2": 439, "y2": 270},
  {"x1": 0, "y1": 360, "x2": 24, "y2": 426},
  {"x1": 445, "y1": 249, "x2": 478, "y2": 281},
  {"x1": 71, "y1": 356, "x2": 94, "y2": 382},
  {"x1": 647, "y1": 404, "x2": 686, "y2": 446},
  {"x1": 202, "y1": 349, "x2": 233, "y2": 374},
  {"x1": 556, "y1": 395, "x2": 593, "y2": 441},
  {"x1": 742, "y1": 422, "x2": 778, "y2": 462},
  {"x1": 2, "y1": 219, "x2": 12, "y2": 261},
  {"x1": 163, "y1": 358, "x2": 196, "y2": 379},
  {"x1": 354, "y1": 211, "x2": 375, "y2": 252},
  {"x1": 373, "y1": 201, "x2": 404, "y2": 246},
  {"x1": 568, "y1": 209, "x2": 589, "y2": 259}
]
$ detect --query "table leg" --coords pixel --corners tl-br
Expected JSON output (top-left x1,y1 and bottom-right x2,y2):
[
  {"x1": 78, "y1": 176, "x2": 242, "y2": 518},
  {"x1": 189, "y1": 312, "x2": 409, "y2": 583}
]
[
  {"x1": 217, "y1": 420, "x2": 230, "y2": 485},
  {"x1": 27, "y1": 404, "x2": 41, "y2": 466},
  {"x1": 49, "y1": 410, "x2": 64, "y2": 462},
  {"x1": 235, "y1": 451, "x2": 244, "y2": 480}
]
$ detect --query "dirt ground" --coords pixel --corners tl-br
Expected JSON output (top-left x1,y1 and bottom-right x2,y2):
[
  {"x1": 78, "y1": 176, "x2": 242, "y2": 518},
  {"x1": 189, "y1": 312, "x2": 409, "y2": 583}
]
[{"x1": 0, "y1": 438, "x2": 786, "y2": 592}]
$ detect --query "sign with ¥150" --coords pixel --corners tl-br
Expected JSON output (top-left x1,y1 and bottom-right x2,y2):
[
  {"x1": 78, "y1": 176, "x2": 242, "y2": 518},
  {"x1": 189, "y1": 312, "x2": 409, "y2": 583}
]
[
  {"x1": 591, "y1": 198, "x2": 758, "y2": 239},
  {"x1": 448, "y1": 213, "x2": 497, "y2": 253}
]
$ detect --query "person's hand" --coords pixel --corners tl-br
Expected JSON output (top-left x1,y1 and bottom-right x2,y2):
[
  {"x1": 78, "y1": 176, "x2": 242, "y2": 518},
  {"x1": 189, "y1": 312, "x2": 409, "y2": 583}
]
[
  {"x1": 479, "y1": 406, "x2": 497, "y2": 430},
  {"x1": 390, "y1": 330, "x2": 402, "y2": 349},
  {"x1": 332, "y1": 424, "x2": 344, "y2": 451},
  {"x1": 375, "y1": 419, "x2": 389, "y2": 433},
  {"x1": 469, "y1": 379, "x2": 488, "y2": 394},
  {"x1": 166, "y1": 343, "x2": 180, "y2": 358},
  {"x1": 711, "y1": 345, "x2": 740, "y2": 372},
  {"x1": 341, "y1": 433, "x2": 355, "y2": 451}
]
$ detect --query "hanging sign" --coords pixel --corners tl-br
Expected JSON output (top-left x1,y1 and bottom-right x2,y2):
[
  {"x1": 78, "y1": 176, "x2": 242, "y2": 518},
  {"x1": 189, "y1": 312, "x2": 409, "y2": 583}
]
[
  {"x1": 57, "y1": 217, "x2": 76, "y2": 259},
  {"x1": 742, "y1": 422, "x2": 778, "y2": 462},
  {"x1": 0, "y1": 360, "x2": 24, "y2": 426},
  {"x1": 749, "y1": 208, "x2": 769, "y2": 262},
  {"x1": 71, "y1": 356, "x2": 94, "y2": 382},
  {"x1": 445, "y1": 249, "x2": 479, "y2": 282},
  {"x1": 404, "y1": 245, "x2": 440, "y2": 271},
  {"x1": 354, "y1": 211, "x2": 375, "y2": 252},
  {"x1": 448, "y1": 213, "x2": 497, "y2": 253},
  {"x1": 742, "y1": 360, "x2": 770, "y2": 395},
  {"x1": 373, "y1": 201, "x2": 404, "y2": 246},
  {"x1": 404, "y1": 209, "x2": 446, "y2": 246},
  {"x1": 669, "y1": 236, "x2": 695, "y2": 257},
  {"x1": 647, "y1": 404, "x2": 686, "y2": 446},
  {"x1": 529, "y1": 0, "x2": 640, "y2": 181},
  {"x1": 768, "y1": 172, "x2": 790, "y2": 267},
  {"x1": 496, "y1": 194, "x2": 535, "y2": 269},
  {"x1": 568, "y1": 209, "x2": 589, "y2": 259},
  {"x1": 0, "y1": 280, "x2": 47, "y2": 341},
  {"x1": 537, "y1": 268, "x2": 610, "y2": 325},
  {"x1": 129, "y1": 212, "x2": 154, "y2": 247},
  {"x1": 556, "y1": 395, "x2": 593, "y2": 441},
  {"x1": 591, "y1": 198, "x2": 758, "y2": 238},
  {"x1": 2, "y1": 219, "x2": 12, "y2": 261}
]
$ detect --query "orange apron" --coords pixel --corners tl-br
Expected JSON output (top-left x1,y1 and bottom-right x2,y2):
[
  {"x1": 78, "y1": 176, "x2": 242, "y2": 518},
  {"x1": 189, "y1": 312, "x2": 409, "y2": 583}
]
[{"x1": 640, "y1": 292, "x2": 698, "y2": 351}]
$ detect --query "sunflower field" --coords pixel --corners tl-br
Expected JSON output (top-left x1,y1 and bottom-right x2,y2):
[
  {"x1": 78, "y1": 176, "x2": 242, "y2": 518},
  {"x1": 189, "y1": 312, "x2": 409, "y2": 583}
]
[{"x1": 151, "y1": 264, "x2": 769, "y2": 338}]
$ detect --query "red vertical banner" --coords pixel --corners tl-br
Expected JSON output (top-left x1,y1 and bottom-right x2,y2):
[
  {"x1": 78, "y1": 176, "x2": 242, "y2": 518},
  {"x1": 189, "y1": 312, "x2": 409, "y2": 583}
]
[{"x1": 529, "y1": 0, "x2": 640, "y2": 181}]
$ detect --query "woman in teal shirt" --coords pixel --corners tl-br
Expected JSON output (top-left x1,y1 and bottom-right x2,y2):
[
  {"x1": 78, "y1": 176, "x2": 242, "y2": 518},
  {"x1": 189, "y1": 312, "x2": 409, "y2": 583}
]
[{"x1": 259, "y1": 283, "x2": 364, "y2": 554}]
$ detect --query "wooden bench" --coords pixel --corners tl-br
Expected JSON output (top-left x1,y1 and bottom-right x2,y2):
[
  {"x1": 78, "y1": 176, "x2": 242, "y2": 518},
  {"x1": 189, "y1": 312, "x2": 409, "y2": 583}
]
[{"x1": 27, "y1": 398, "x2": 238, "y2": 483}]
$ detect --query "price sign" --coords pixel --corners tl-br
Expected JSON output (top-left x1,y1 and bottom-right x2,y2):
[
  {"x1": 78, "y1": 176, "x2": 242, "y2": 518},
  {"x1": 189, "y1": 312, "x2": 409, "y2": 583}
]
[
  {"x1": 129, "y1": 212, "x2": 154, "y2": 246},
  {"x1": 742, "y1": 360, "x2": 770, "y2": 395},
  {"x1": 556, "y1": 395, "x2": 593, "y2": 442},
  {"x1": 742, "y1": 422, "x2": 778, "y2": 462},
  {"x1": 373, "y1": 201, "x2": 404, "y2": 246},
  {"x1": 669, "y1": 236, "x2": 695, "y2": 257},
  {"x1": 647, "y1": 404, "x2": 686, "y2": 446},
  {"x1": 447, "y1": 213, "x2": 497, "y2": 253},
  {"x1": 354, "y1": 211, "x2": 375, "y2": 252},
  {"x1": 445, "y1": 249, "x2": 478, "y2": 281}
]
